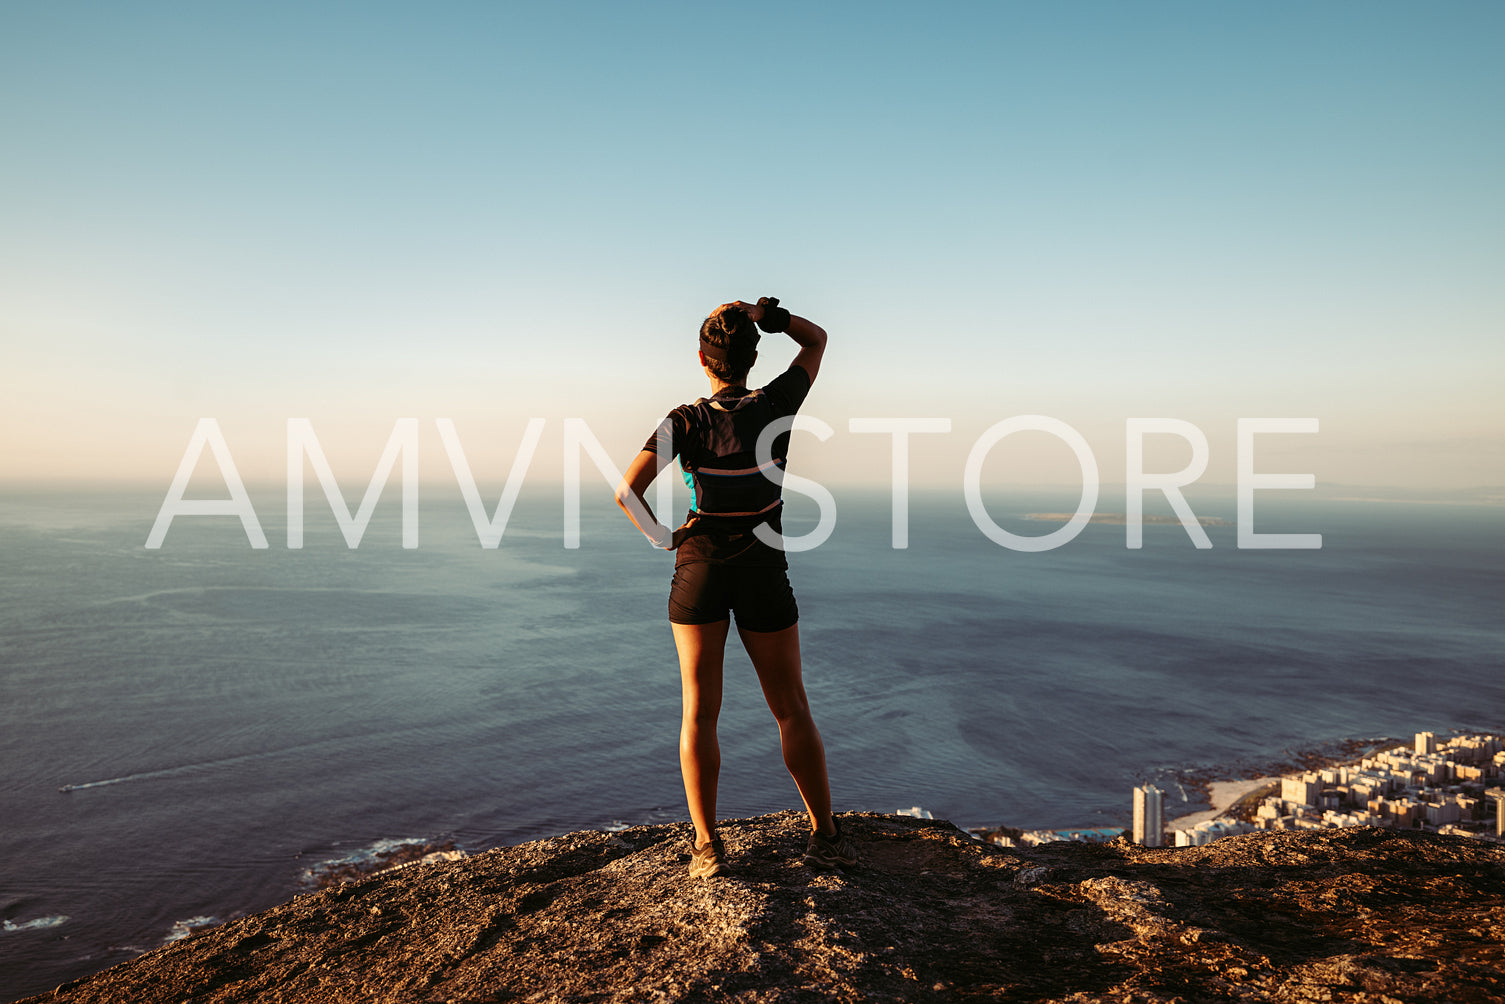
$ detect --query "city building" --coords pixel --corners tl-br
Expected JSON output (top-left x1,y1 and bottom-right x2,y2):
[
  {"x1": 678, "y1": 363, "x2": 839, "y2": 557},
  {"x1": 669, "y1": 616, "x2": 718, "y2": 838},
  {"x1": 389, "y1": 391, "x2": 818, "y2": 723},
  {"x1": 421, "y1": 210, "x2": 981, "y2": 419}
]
[
  {"x1": 990, "y1": 732, "x2": 1503, "y2": 858},
  {"x1": 1248, "y1": 733, "x2": 1503, "y2": 841},
  {"x1": 1132, "y1": 784, "x2": 1164, "y2": 847},
  {"x1": 1282, "y1": 772, "x2": 1321, "y2": 808}
]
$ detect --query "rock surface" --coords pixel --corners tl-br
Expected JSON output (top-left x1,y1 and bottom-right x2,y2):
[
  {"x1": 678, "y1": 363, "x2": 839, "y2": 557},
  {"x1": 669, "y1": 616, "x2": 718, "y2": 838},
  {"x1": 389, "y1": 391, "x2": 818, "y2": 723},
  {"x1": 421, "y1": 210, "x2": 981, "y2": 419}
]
[{"x1": 23, "y1": 812, "x2": 1505, "y2": 1003}]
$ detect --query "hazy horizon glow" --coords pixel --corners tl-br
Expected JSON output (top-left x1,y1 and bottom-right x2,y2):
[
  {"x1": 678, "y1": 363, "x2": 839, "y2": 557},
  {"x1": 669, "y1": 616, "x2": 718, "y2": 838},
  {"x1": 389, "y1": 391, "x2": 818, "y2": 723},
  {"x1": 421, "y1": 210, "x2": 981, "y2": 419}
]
[{"x1": 3, "y1": 3, "x2": 1501, "y2": 493}]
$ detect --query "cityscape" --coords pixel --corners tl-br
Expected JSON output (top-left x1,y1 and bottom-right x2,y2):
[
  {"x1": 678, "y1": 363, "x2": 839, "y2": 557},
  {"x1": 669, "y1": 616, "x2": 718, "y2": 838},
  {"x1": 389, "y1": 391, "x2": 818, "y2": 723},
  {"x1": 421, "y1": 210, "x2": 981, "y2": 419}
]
[{"x1": 972, "y1": 731, "x2": 1505, "y2": 849}]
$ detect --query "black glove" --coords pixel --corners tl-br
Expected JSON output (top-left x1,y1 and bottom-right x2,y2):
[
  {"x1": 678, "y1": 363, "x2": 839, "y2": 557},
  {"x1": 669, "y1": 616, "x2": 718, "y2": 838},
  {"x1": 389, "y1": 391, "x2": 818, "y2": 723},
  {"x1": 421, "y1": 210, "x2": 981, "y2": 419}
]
[{"x1": 755, "y1": 296, "x2": 791, "y2": 334}]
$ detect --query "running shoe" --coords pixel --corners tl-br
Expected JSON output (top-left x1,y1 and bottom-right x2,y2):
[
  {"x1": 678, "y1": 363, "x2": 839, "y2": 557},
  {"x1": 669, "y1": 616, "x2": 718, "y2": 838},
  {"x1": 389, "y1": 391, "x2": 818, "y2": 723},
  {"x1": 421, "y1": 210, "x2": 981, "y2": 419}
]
[
  {"x1": 689, "y1": 836, "x2": 730, "y2": 879},
  {"x1": 803, "y1": 819, "x2": 859, "y2": 869}
]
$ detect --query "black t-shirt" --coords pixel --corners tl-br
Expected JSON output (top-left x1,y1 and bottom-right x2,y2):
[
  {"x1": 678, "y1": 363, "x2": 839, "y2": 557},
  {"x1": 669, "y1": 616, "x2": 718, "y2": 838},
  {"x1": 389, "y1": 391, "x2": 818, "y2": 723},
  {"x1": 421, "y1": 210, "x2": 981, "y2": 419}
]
[{"x1": 643, "y1": 364, "x2": 812, "y2": 566}]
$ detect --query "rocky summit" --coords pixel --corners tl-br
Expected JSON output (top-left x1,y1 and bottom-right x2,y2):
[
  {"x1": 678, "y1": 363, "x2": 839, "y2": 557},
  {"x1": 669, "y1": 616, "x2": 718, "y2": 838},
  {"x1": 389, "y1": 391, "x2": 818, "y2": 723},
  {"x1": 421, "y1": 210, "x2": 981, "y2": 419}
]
[{"x1": 24, "y1": 812, "x2": 1505, "y2": 1003}]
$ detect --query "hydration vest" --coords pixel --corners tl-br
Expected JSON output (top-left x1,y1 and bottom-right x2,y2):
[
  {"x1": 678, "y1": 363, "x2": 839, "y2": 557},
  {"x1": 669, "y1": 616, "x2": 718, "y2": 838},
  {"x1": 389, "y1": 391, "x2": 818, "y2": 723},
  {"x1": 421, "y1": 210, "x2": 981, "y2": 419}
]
[{"x1": 645, "y1": 365, "x2": 810, "y2": 529}]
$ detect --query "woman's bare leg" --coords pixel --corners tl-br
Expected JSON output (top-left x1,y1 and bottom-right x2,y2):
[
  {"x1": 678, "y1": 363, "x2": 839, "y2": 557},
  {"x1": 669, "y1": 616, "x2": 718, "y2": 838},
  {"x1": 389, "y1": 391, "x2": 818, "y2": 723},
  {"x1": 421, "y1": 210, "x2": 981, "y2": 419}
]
[
  {"x1": 671, "y1": 619, "x2": 729, "y2": 847},
  {"x1": 738, "y1": 622, "x2": 836, "y2": 835}
]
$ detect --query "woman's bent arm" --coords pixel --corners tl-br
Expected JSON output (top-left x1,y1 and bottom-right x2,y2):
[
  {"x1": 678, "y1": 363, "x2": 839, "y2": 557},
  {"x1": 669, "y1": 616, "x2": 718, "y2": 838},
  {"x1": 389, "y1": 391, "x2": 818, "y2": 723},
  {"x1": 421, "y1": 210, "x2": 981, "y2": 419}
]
[
  {"x1": 785, "y1": 314, "x2": 827, "y2": 384},
  {"x1": 616, "y1": 448, "x2": 678, "y2": 548}
]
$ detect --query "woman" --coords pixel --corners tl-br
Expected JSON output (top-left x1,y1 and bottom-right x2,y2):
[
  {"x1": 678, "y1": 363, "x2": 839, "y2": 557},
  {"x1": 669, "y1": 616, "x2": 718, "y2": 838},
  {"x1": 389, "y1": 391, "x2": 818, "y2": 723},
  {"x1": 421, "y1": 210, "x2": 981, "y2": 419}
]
[{"x1": 615, "y1": 297, "x2": 858, "y2": 878}]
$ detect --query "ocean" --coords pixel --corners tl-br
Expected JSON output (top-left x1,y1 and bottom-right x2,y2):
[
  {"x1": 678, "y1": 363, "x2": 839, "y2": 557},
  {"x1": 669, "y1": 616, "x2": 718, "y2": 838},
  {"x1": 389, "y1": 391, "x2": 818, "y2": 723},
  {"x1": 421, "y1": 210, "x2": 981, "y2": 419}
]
[{"x1": 1, "y1": 485, "x2": 1501, "y2": 1000}]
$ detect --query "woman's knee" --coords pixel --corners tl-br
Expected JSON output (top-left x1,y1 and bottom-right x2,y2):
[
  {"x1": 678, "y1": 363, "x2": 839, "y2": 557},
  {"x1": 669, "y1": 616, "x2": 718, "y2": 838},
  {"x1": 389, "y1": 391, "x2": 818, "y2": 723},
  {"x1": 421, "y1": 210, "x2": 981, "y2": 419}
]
[
  {"x1": 766, "y1": 697, "x2": 812, "y2": 727},
  {"x1": 681, "y1": 702, "x2": 720, "y2": 729}
]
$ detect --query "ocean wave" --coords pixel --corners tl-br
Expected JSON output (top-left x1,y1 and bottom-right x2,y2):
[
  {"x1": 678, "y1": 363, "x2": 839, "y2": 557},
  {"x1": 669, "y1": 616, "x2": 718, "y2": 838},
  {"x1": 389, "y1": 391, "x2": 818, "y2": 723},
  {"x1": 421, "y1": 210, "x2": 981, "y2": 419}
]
[
  {"x1": 2, "y1": 915, "x2": 69, "y2": 933},
  {"x1": 164, "y1": 915, "x2": 220, "y2": 943},
  {"x1": 58, "y1": 739, "x2": 351, "y2": 792},
  {"x1": 300, "y1": 837, "x2": 463, "y2": 889}
]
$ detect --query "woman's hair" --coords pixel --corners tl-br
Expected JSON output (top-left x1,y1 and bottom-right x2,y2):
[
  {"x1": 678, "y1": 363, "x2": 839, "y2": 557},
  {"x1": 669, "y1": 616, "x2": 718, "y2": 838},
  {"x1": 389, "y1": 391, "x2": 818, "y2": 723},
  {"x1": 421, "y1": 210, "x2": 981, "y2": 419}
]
[{"x1": 699, "y1": 306, "x2": 760, "y2": 384}]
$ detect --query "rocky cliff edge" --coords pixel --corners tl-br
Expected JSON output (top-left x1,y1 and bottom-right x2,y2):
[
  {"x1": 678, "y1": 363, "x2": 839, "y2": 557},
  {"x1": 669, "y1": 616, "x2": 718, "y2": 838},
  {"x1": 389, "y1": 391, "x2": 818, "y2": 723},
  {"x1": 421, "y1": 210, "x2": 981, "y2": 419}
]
[{"x1": 25, "y1": 812, "x2": 1505, "y2": 1003}]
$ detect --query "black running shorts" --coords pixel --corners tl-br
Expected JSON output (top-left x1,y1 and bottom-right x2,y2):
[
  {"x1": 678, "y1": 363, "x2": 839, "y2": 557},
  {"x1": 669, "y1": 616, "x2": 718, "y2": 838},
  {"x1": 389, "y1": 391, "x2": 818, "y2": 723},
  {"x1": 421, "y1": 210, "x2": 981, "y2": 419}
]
[{"x1": 668, "y1": 561, "x2": 799, "y2": 633}]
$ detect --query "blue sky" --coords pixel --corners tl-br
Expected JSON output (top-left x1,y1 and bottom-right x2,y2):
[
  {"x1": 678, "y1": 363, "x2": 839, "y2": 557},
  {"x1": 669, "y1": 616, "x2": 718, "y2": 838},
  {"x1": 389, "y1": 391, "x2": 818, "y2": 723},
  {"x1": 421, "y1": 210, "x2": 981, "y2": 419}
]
[{"x1": 2, "y1": 2, "x2": 1501, "y2": 493}]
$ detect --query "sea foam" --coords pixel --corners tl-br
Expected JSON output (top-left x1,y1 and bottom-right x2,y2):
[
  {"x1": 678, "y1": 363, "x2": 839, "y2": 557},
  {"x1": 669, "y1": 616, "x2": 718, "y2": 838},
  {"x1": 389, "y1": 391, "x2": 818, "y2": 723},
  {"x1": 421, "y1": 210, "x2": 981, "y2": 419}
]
[{"x1": 3, "y1": 915, "x2": 69, "y2": 933}]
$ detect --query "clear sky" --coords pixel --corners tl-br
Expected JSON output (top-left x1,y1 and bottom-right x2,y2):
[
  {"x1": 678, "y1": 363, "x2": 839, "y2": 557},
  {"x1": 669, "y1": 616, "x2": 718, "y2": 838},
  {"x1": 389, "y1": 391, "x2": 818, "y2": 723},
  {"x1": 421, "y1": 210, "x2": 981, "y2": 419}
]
[{"x1": 2, "y1": 2, "x2": 1501, "y2": 495}]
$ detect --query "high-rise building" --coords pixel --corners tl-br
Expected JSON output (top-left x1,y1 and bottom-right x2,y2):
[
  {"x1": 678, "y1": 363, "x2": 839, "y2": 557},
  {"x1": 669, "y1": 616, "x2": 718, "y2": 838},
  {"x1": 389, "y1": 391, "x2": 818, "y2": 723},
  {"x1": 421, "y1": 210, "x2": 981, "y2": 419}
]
[
  {"x1": 1132, "y1": 784, "x2": 1164, "y2": 848},
  {"x1": 1416, "y1": 731, "x2": 1436, "y2": 755},
  {"x1": 1488, "y1": 788, "x2": 1505, "y2": 838},
  {"x1": 1282, "y1": 772, "x2": 1321, "y2": 807}
]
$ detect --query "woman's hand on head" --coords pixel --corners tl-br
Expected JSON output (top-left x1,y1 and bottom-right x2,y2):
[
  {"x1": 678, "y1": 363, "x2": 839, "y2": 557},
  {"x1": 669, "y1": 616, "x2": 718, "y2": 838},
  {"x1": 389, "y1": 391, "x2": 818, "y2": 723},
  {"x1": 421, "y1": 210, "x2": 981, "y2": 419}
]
[{"x1": 716, "y1": 300, "x2": 764, "y2": 324}]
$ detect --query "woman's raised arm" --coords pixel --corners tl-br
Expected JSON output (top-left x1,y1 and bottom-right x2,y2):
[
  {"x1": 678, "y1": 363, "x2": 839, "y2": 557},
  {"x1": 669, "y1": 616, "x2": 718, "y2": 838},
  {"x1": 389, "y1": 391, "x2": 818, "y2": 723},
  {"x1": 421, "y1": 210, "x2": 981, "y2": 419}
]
[{"x1": 724, "y1": 300, "x2": 827, "y2": 383}]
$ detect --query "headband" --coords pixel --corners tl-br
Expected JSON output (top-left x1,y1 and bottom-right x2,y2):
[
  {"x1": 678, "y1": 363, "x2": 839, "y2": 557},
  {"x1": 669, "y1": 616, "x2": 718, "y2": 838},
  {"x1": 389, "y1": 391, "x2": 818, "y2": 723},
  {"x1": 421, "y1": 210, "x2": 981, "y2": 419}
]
[
  {"x1": 698, "y1": 336, "x2": 729, "y2": 362},
  {"x1": 701, "y1": 304, "x2": 754, "y2": 362}
]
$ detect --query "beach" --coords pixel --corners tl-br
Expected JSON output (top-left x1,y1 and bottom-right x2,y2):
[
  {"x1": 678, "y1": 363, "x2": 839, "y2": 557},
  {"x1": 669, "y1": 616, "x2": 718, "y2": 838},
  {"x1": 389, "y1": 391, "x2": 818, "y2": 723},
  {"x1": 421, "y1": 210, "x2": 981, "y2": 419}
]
[{"x1": 1167, "y1": 776, "x2": 1281, "y2": 831}]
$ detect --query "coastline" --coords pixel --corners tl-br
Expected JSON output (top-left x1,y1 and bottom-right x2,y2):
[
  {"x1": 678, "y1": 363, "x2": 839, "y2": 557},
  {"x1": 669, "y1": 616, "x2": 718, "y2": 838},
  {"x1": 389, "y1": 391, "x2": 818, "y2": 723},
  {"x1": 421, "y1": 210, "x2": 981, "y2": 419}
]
[
  {"x1": 974, "y1": 736, "x2": 1411, "y2": 846},
  {"x1": 1161, "y1": 735, "x2": 1402, "y2": 815},
  {"x1": 1166, "y1": 776, "x2": 1280, "y2": 831}
]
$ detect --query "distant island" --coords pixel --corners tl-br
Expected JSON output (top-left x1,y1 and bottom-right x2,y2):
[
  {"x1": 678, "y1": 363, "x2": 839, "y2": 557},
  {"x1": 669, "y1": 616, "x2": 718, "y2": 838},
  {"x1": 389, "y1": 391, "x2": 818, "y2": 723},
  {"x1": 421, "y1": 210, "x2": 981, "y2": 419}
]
[{"x1": 1025, "y1": 512, "x2": 1232, "y2": 526}]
